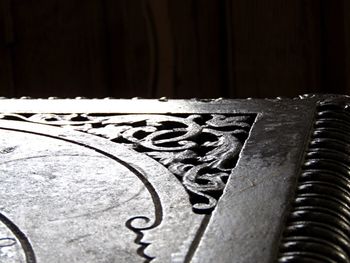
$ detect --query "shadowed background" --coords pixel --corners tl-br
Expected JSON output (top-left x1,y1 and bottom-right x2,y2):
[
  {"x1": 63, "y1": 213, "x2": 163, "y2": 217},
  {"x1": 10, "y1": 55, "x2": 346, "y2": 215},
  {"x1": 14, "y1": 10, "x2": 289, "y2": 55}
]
[{"x1": 0, "y1": 0, "x2": 349, "y2": 98}]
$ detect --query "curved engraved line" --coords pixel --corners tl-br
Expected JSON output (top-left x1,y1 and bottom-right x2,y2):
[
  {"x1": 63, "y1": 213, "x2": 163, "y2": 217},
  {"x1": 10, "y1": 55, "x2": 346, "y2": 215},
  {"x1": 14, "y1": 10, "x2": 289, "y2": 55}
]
[
  {"x1": 125, "y1": 164, "x2": 163, "y2": 262},
  {"x1": 184, "y1": 214, "x2": 211, "y2": 263},
  {"x1": 0, "y1": 237, "x2": 16, "y2": 247},
  {"x1": 0, "y1": 113, "x2": 102, "y2": 126},
  {"x1": 0, "y1": 126, "x2": 163, "y2": 261},
  {"x1": 125, "y1": 216, "x2": 155, "y2": 263},
  {"x1": 0, "y1": 213, "x2": 36, "y2": 263}
]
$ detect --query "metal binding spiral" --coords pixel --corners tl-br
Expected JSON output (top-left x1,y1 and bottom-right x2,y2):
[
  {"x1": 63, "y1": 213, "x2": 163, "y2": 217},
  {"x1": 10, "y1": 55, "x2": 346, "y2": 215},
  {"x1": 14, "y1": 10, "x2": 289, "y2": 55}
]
[{"x1": 278, "y1": 101, "x2": 350, "y2": 263}]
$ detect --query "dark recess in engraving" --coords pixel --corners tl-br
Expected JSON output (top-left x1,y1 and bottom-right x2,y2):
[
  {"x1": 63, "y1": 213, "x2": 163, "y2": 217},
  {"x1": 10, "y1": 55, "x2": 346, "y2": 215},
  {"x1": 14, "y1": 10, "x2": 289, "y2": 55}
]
[
  {"x1": 126, "y1": 216, "x2": 156, "y2": 263},
  {"x1": 124, "y1": 163, "x2": 163, "y2": 263},
  {"x1": 0, "y1": 126, "x2": 163, "y2": 263},
  {"x1": 0, "y1": 146, "x2": 17, "y2": 154},
  {"x1": 0, "y1": 112, "x2": 256, "y2": 262},
  {"x1": 0, "y1": 237, "x2": 16, "y2": 247},
  {"x1": 0, "y1": 113, "x2": 256, "y2": 214},
  {"x1": 0, "y1": 213, "x2": 36, "y2": 263},
  {"x1": 184, "y1": 214, "x2": 211, "y2": 263},
  {"x1": 278, "y1": 100, "x2": 350, "y2": 263}
]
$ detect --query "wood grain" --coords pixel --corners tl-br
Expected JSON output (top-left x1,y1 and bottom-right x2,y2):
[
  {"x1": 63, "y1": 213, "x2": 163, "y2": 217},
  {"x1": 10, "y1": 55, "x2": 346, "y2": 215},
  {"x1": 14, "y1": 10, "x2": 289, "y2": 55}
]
[
  {"x1": 0, "y1": 0, "x2": 15, "y2": 96},
  {"x1": 10, "y1": 0, "x2": 108, "y2": 97},
  {"x1": 228, "y1": 0, "x2": 322, "y2": 98},
  {"x1": 0, "y1": 1, "x2": 349, "y2": 98},
  {"x1": 320, "y1": 0, "x2": 347, "y2": 94},
  {"x1": 167, "y1": 0, "x2": 222, "y2": 98}
]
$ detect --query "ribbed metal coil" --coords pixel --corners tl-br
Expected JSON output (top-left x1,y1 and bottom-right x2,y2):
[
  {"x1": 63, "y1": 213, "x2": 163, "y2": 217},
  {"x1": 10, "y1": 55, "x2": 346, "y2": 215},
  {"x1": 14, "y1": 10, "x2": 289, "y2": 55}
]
[{"x1": 278, "y1": 102, "x2": 350, "y2": 263}]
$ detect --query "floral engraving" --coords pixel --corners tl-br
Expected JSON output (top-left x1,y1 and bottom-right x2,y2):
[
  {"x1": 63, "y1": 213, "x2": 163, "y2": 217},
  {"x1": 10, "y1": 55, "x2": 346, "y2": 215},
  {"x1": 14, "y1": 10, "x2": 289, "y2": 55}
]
[{"x1": 0, "y1": 113, "x2": 255, "y2": 213}]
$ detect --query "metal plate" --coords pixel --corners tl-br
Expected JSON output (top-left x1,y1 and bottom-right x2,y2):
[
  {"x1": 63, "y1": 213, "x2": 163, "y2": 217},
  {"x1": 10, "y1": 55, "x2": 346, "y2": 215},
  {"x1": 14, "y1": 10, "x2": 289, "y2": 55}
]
[{"x1": 0, "y1": 97, "x2": 326, "y2": 262}]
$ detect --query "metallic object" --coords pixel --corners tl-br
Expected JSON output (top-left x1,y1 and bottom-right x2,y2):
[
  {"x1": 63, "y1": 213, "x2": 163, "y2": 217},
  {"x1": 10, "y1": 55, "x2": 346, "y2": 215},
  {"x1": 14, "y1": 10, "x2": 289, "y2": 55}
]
[{"x1": 0, "y1": 96, "x2": 347, "y2": 262}]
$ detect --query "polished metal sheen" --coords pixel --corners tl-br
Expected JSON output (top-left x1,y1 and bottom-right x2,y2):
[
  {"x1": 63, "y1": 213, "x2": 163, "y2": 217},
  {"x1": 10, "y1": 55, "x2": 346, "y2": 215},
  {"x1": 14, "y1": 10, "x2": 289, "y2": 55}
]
[{"x1": 0, "y1": 96, "x2": 347, "y2": 263}]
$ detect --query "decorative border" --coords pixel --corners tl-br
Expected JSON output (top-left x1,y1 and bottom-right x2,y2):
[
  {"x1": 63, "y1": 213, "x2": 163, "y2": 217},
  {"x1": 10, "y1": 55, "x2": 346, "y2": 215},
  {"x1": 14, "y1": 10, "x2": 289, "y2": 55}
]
[
  {"x1": 0, "y1": 107, "x2": 257, "y2": 262},
  {"x1": 0, "y1": 120, "x2": 166, "y2": 263},
  {"x1": 0, "y1": 113, "x2": 255, "y2": 215},
  {"x1": 3, "y1": 96, "x2": 342, "y2": 262},
  {"x1": 278, "y1": 97, "x2": 350, "y2": 262}
]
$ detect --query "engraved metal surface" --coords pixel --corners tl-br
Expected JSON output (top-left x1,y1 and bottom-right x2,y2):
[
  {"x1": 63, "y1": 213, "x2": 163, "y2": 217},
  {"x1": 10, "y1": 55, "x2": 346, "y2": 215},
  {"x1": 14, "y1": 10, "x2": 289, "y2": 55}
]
[
  {"x1": 278, "y1": 97, "x2": 350, "y2": 263},
  {"x1": 0, "y1": 120, "x2": 204, "y2": 263},
  {"x1": 0, "y1": 98, "x2": 319, "y2": 262},
  {"x1": 0, "y1": 113, "x2": 255, "y2": 214}
]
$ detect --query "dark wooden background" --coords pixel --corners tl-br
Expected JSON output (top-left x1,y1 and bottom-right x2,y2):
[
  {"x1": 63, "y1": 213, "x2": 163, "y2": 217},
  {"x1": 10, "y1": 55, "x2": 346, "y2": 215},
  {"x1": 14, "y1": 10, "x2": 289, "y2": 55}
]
[{"x1": 0, "y1": 0, "x2": 349, "y2": 98}]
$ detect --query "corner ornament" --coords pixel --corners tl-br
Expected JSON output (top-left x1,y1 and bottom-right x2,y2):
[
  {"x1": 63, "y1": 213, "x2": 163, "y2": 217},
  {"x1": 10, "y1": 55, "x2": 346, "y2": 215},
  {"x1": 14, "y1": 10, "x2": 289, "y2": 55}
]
[{"x1": 0, "y1": 113, "x2": 256, "y2": 214}]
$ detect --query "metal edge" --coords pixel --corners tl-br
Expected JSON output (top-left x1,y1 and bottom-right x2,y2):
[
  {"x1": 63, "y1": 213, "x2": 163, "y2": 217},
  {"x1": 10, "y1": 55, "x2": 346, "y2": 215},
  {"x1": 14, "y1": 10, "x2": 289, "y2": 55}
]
[{"x1": 277, "y1": 95, "x2": 350, "y2": 263}]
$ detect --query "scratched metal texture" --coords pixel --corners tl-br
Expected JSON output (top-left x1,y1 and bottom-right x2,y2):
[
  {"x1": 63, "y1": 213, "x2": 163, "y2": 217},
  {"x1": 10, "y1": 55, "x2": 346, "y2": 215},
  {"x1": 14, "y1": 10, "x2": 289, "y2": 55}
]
[{"x1": 0, "y1": 98, "x2": 319, "y2": 263}]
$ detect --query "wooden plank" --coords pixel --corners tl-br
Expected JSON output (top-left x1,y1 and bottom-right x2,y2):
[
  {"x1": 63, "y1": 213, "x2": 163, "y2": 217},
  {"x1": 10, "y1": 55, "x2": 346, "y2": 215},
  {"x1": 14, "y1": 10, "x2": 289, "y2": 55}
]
[
  {"x1": 105, "y1": 0, "x2": 222, "y2": 99},
  {"x1": 103, "y1": 0, "x2": 166, "y2": 98},
  {"x1": 10, "y1": 0, "x2": 108, "y2": 97},
  {"x1": 100, "y1": 0, "x2": 128, "y2": 97},
  {"x1": 320, "y1": 1, "x2": 347, "y2": 94},
  {"x1": 345, "y1": 1, "x2": 350, "y2": 95},
  {"x1": 148, "y1": 0, "x2": 175, "y2": 98},
  {"x1": 5, "y1": 1, "x2": 350, "y2": 99},
  {"x1": 195, "y1": 0, "x2": 222, "y2": 98},
  {"x1": 0, "y1": 0, "x2": 15, "y2": 97},
  {"x1": 227, "y1": 0, "x2": 322, "y2": 98},
  {"x1": 167, "y1": 0, "x2": 222, "y2": 98}
]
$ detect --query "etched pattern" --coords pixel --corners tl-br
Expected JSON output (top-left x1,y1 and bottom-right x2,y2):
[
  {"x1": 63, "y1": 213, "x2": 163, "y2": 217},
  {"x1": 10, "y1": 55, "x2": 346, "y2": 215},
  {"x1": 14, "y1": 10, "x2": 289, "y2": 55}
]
[
  {"x1": 0, "y1": 212, "x2": 36, "y2": 263},
  {"x1": 278, "y1": 99, "x2": 350, "y2": 263},
  {"x1": 0, "y1": 113, "x2": 255, "y2": 214}
]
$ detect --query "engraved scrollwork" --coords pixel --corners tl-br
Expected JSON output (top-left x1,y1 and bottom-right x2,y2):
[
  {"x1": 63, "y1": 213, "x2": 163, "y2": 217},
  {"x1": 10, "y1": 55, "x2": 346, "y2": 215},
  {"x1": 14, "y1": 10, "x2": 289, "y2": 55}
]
[
  {"x1": 125, "y1": 216, "x2": 158, "y2": 262},
  {"x1": 105, "y1": 115, "x2": 203, "y2": 151},
  {"x1": 0, "y1": 120, "x2": 168, "y2": 263},
  {"x1": 0, "y1": 113, "x2": 255, "y2": 214}
]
